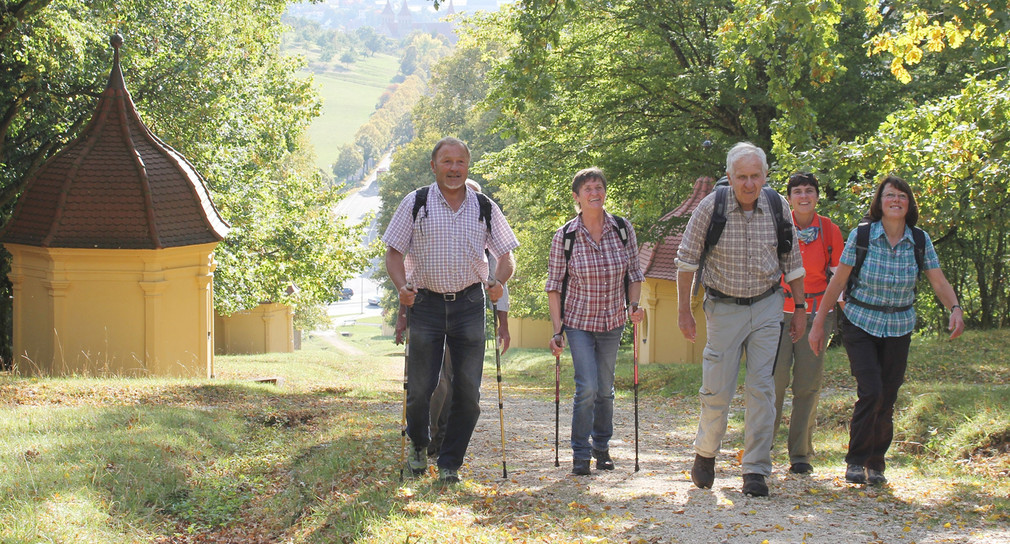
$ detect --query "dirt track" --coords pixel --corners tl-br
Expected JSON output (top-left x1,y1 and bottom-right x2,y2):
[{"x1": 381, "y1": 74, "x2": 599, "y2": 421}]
[{"x1": 447, "y1": 380, "x2": 1007, "y2": 544}]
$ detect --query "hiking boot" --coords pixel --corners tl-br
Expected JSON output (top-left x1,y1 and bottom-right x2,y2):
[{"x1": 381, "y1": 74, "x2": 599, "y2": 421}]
[
  {"x1": 789, "y1": 462, "x2": 813, "y2": 474},
  {"x1": 405, "y1": 446, "x2": 426, "y2": 478},
  {"x1": 592, "y1": 448, "x2": 615, "y2": 470},
  {"x1": 845, "y1": 464, "x2": 867, "y2": 484},
  {"x1": 438, "y1": 466, "x2": 460, "y2": 485},
  {"x1": 691, "y1": 454, "x2": 715, "y2": 489},
  {"x1": 742, "y1": 473, "x2": 769, "y2": 497},
  {"x1": 572, "y1": 459, "x2": 591, "y2": 476},
  {"x1": 867, "y1": 468, "x2": 887, "y2": 485}
]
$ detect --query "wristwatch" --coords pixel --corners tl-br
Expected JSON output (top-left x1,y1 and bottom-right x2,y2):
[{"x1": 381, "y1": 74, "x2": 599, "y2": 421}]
[{"x1": 794, "y1": 301, "x2": 806, "y2": 310}]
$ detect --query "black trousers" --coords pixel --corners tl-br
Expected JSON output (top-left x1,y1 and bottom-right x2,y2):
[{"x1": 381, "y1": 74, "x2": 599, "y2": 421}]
[{"x1": 839, "y1": 314, "x2": 912, "y2": 471}]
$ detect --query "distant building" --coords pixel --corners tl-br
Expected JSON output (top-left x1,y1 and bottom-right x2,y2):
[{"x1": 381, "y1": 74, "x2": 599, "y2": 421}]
[
  {"x1": 635, "y1": 176, "x2": 715, "y2": 364},
  {"x1": 378, "y1": 0, "x2": 458, "y2": 42}
]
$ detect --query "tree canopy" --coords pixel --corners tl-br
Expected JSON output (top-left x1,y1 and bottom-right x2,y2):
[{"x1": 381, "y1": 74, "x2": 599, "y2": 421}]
[
  {"x1": 395, "y1": 0, "x2": 1010, "y2": 330},
  {"x1": 1, "y1": 0, "x2": 368, "y2": 331}
]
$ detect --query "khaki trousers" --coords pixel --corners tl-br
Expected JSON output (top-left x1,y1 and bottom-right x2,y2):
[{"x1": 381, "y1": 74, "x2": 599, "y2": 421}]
[
  {"x1": 694, "y1": 291, "x2": 783, "y2": 476},
  {"x1": 773, "y1": 308, "x2": 836, "y2": 465}
]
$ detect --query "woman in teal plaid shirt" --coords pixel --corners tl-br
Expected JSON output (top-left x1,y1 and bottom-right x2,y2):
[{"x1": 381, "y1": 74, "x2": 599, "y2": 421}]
[{"x1": 808, "y1": 175, "x2": 964, "y2": 486}]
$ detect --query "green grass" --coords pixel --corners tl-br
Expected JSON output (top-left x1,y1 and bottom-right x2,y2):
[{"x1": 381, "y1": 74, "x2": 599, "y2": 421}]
[
  {"x1": 1, "y1": 326, "x2": 1007, "y2": 541},
  {"x1": 299, "y1": 53, "x2": 400, "y2": 171}
]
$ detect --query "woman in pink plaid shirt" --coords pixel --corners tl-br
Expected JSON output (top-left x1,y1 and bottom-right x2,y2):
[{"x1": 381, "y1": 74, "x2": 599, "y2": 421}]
[{"x1": 546, "y1": 167, "x2": 646, "y2": 476}]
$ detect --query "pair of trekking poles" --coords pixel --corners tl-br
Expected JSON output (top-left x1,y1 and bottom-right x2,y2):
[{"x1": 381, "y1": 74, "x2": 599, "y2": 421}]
[
  {"x1": 554, "y1": 307, "x2": 641, "y2": 472},
  {"x1": 398, "y1": 281, "x2": 509, "y2": 481}
]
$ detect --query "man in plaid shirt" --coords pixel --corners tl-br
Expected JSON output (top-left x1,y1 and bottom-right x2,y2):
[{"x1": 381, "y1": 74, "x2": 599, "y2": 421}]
[
  {"x1": 383, "y1": 137, "x2": 518, "y2": 484},
  {"x1": 675, "y1": 142, "x2": 807, "y2": 497}
]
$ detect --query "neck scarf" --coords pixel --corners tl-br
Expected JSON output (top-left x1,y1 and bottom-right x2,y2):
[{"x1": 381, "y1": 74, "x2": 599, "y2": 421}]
[{"x1": 797, "y1": 225, "x2": 820, "y2": 245}]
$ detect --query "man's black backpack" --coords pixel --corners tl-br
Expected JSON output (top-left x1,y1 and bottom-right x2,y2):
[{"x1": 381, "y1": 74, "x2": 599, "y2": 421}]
[
  {"x1": 411, "y1": 186, "x2": 492, "y2": 234},
  {"x1": 704, "y1": 185, "x2": 792, "y2": 257},
  {"x1": 845, "y1": 221, "x2": 926, "y2": 310},
  {"x1": 559, "y1": 214, "x2": 630, "y2": 322}
]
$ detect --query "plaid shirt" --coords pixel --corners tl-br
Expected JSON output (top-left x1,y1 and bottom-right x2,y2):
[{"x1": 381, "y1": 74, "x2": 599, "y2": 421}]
[
  {"x1": 382, "y1": 183, "x2": 519, "y2": 294},
  {"x1": 545, "y1": 213, "x2": 646, "y2": 332},
  {"x1": 841, "y1": 221, "x2": 940, "y2": 337},
  {"x1": 676, "y1": 188, "x2": 805, "y2": 297}
]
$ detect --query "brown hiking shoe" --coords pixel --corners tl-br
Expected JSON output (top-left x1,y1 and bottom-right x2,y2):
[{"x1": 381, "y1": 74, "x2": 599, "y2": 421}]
[{"x1": 691, "y1": 454, "x2": 715, "y2": 489}]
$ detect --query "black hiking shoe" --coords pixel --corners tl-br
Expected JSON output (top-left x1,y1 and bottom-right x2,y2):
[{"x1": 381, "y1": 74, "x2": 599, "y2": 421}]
[
  {"x1": 572, "y1": 459, "x2": 591, "y2": 476},
  {"x1": 789, "y1": 462, "x2": 813, "y2": 474},
  {"x1": 592, "y1": 448, "x2": 615, "y2": 470},
  {"x1": 742, "y1": 473, "x2": 769, "y2": 497},
  {"x1": 845, "y1": 464, "x2": 867, "y2": 484},
  {"x1": 867, "y1": 468, "x2": 887, "y2": 485}
]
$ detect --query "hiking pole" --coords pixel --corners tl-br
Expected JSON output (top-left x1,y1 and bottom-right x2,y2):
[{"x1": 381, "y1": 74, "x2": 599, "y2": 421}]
[
  {"x1": 489, "y1": 280, "x2": 508, "y2": 478},
  {"x1": 554, "y1": 351, "x2": 561, "y2": 468},
  {"x1": 398, "y1": 284, "x2": 412, "y2": 482},
  {"x1": 632, "y1": 303, "x2": 640, "y2": 472}
]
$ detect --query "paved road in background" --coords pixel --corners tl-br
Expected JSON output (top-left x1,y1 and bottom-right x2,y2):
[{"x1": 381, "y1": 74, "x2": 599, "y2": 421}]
[{"x1": 328, "y1": 152, "x2": 392, "y2": 323}]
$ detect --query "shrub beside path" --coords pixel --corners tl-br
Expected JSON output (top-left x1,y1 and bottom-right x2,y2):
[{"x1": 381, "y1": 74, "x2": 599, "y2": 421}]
[{"x1": 434, "y1": 382, "x2": 1009, "y2": 544}]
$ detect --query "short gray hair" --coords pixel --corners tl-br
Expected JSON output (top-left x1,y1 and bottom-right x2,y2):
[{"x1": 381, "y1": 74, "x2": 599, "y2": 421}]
[
  {"x1": 431, "y1": 137, "x2": 471, "y2": 163},
  {"x1": 726, "y1": 142, "x2": 768, "y2": 177}
]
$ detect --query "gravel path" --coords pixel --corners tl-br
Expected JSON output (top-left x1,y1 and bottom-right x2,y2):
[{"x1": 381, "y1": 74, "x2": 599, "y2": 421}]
[{"x1": 450, "y1": 380, "x2": 1007, "y2": 544}]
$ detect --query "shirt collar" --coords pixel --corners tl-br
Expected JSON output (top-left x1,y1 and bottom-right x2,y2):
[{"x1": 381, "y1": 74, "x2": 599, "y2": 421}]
[
  {"x1": 575, "y1": 212, "x2": 619, "y2": 232},
  {"x1": 869, "y1": 220, "x2": 913, "y2": 244},
  {"x1": 430, "y1": 182, "x2": 475, "y2": 209},
  {"x1": 725, "y1": 187, "x2": 773, "y2": 215}
]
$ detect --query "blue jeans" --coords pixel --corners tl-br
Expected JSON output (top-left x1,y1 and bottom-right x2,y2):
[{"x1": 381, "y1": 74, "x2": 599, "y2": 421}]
[
  {"x1": 565, "y1": 325, "x2": 623, "y2": 460},
  {"x1": 406, "y1": 285, "x2": 486, "y2": 470}
]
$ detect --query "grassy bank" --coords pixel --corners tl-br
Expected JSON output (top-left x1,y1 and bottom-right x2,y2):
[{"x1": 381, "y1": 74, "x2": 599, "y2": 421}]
[
  {"x1": 299, "y1": 54, "x2": 400, "y2": 171},
  {"x1": 1, "y1": 321, "x2": 1006, "y2": 542}
]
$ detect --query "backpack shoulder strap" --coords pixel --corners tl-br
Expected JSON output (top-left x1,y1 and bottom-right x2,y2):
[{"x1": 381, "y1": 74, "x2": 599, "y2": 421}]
[
  {"x1": 559, "y1": 217, "x2": 580, "y2": 323},
  {"x1": 610, "y1": 214, "x2": 629, "y2": 246},
  {"x1": 609, "y1": 214, "x2": 632, "y2": 306},
  {"x1": 762, "y1": 186, "x2": 793, "y2": 255},
  {"x1": 847, "y1": 221, "x2": 872, "y2": 293},
  {"x1": 819, "y1": 215, "x2": 834, "y2": 278},
  {"x1": 704, "y1": 186, "x2": 730, "y2": 250},
  {"x1": 475, "y1": 191, "x2": 492, "y2": 234},
  {"x1": 411, "y1": 186, "x2": 429, "y2": 222},
  {"x1": 562, "y1": 219, "x2": 578, "y2": 263},
  {"x1": 911, "y1": 226, "x2": 926, "y2": 278}
]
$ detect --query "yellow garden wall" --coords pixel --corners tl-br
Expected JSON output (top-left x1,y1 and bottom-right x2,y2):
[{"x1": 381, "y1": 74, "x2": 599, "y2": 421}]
[
  {"x1": 639, "y1": 277, "x2": 707, "y2": 364},
  {"x1": 214, "y1": 303, "x2": 294, "y2": 355},
  {"x1": 506, "y1": 284, "x2": 706, "y2": 363},
  {"x1": 6, "y1": 243, "x2": 218, "y2": 377},
  {"x1": 506, "y1": 316, "x2": 554, "y2": 349}
]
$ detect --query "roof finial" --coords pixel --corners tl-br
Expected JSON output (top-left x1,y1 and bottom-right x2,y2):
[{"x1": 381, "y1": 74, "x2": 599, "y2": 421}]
[{"x1": 111, "y1": 32, "x2": 123, "y2": 49}]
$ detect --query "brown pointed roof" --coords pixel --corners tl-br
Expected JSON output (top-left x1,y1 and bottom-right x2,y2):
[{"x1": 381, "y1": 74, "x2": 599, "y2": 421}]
[
  {"x1": 638, "y1": 176, "x2": 714, "y2": 281},
  {"x1": 0, "y1": 34, "x2": 229, "y2": 250}
]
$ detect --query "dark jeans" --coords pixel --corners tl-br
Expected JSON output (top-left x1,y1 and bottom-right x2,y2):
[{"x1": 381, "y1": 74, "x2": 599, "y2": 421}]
[
  {"x1": 406, "y1": 285, "x2": 486, "y2": 470},
  {"x1": 428, "y1": 347, "x2": 453, "y2": 454},
  {"x1": 840, "y1": 314, "x2": 911, "y2": 472}
]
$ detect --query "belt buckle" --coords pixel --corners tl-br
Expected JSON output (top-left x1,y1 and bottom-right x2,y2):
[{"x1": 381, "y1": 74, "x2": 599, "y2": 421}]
[{"x1": 444, "y1": 292, "x2": 457, "y2": 302}]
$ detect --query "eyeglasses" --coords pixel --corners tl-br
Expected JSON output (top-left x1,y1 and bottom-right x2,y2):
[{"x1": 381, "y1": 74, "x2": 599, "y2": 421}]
[{"x1": 882, "y1": 192, "x2": 909, "y2": 201}]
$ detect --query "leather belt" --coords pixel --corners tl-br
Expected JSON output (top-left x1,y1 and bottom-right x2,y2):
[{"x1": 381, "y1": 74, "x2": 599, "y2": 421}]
[
  {"x1": 706, "y1": 286, "x2": 778, "y2": 306},
  {"x1": 419, "y1": 283, "x2": 481, "y2": 302}
]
